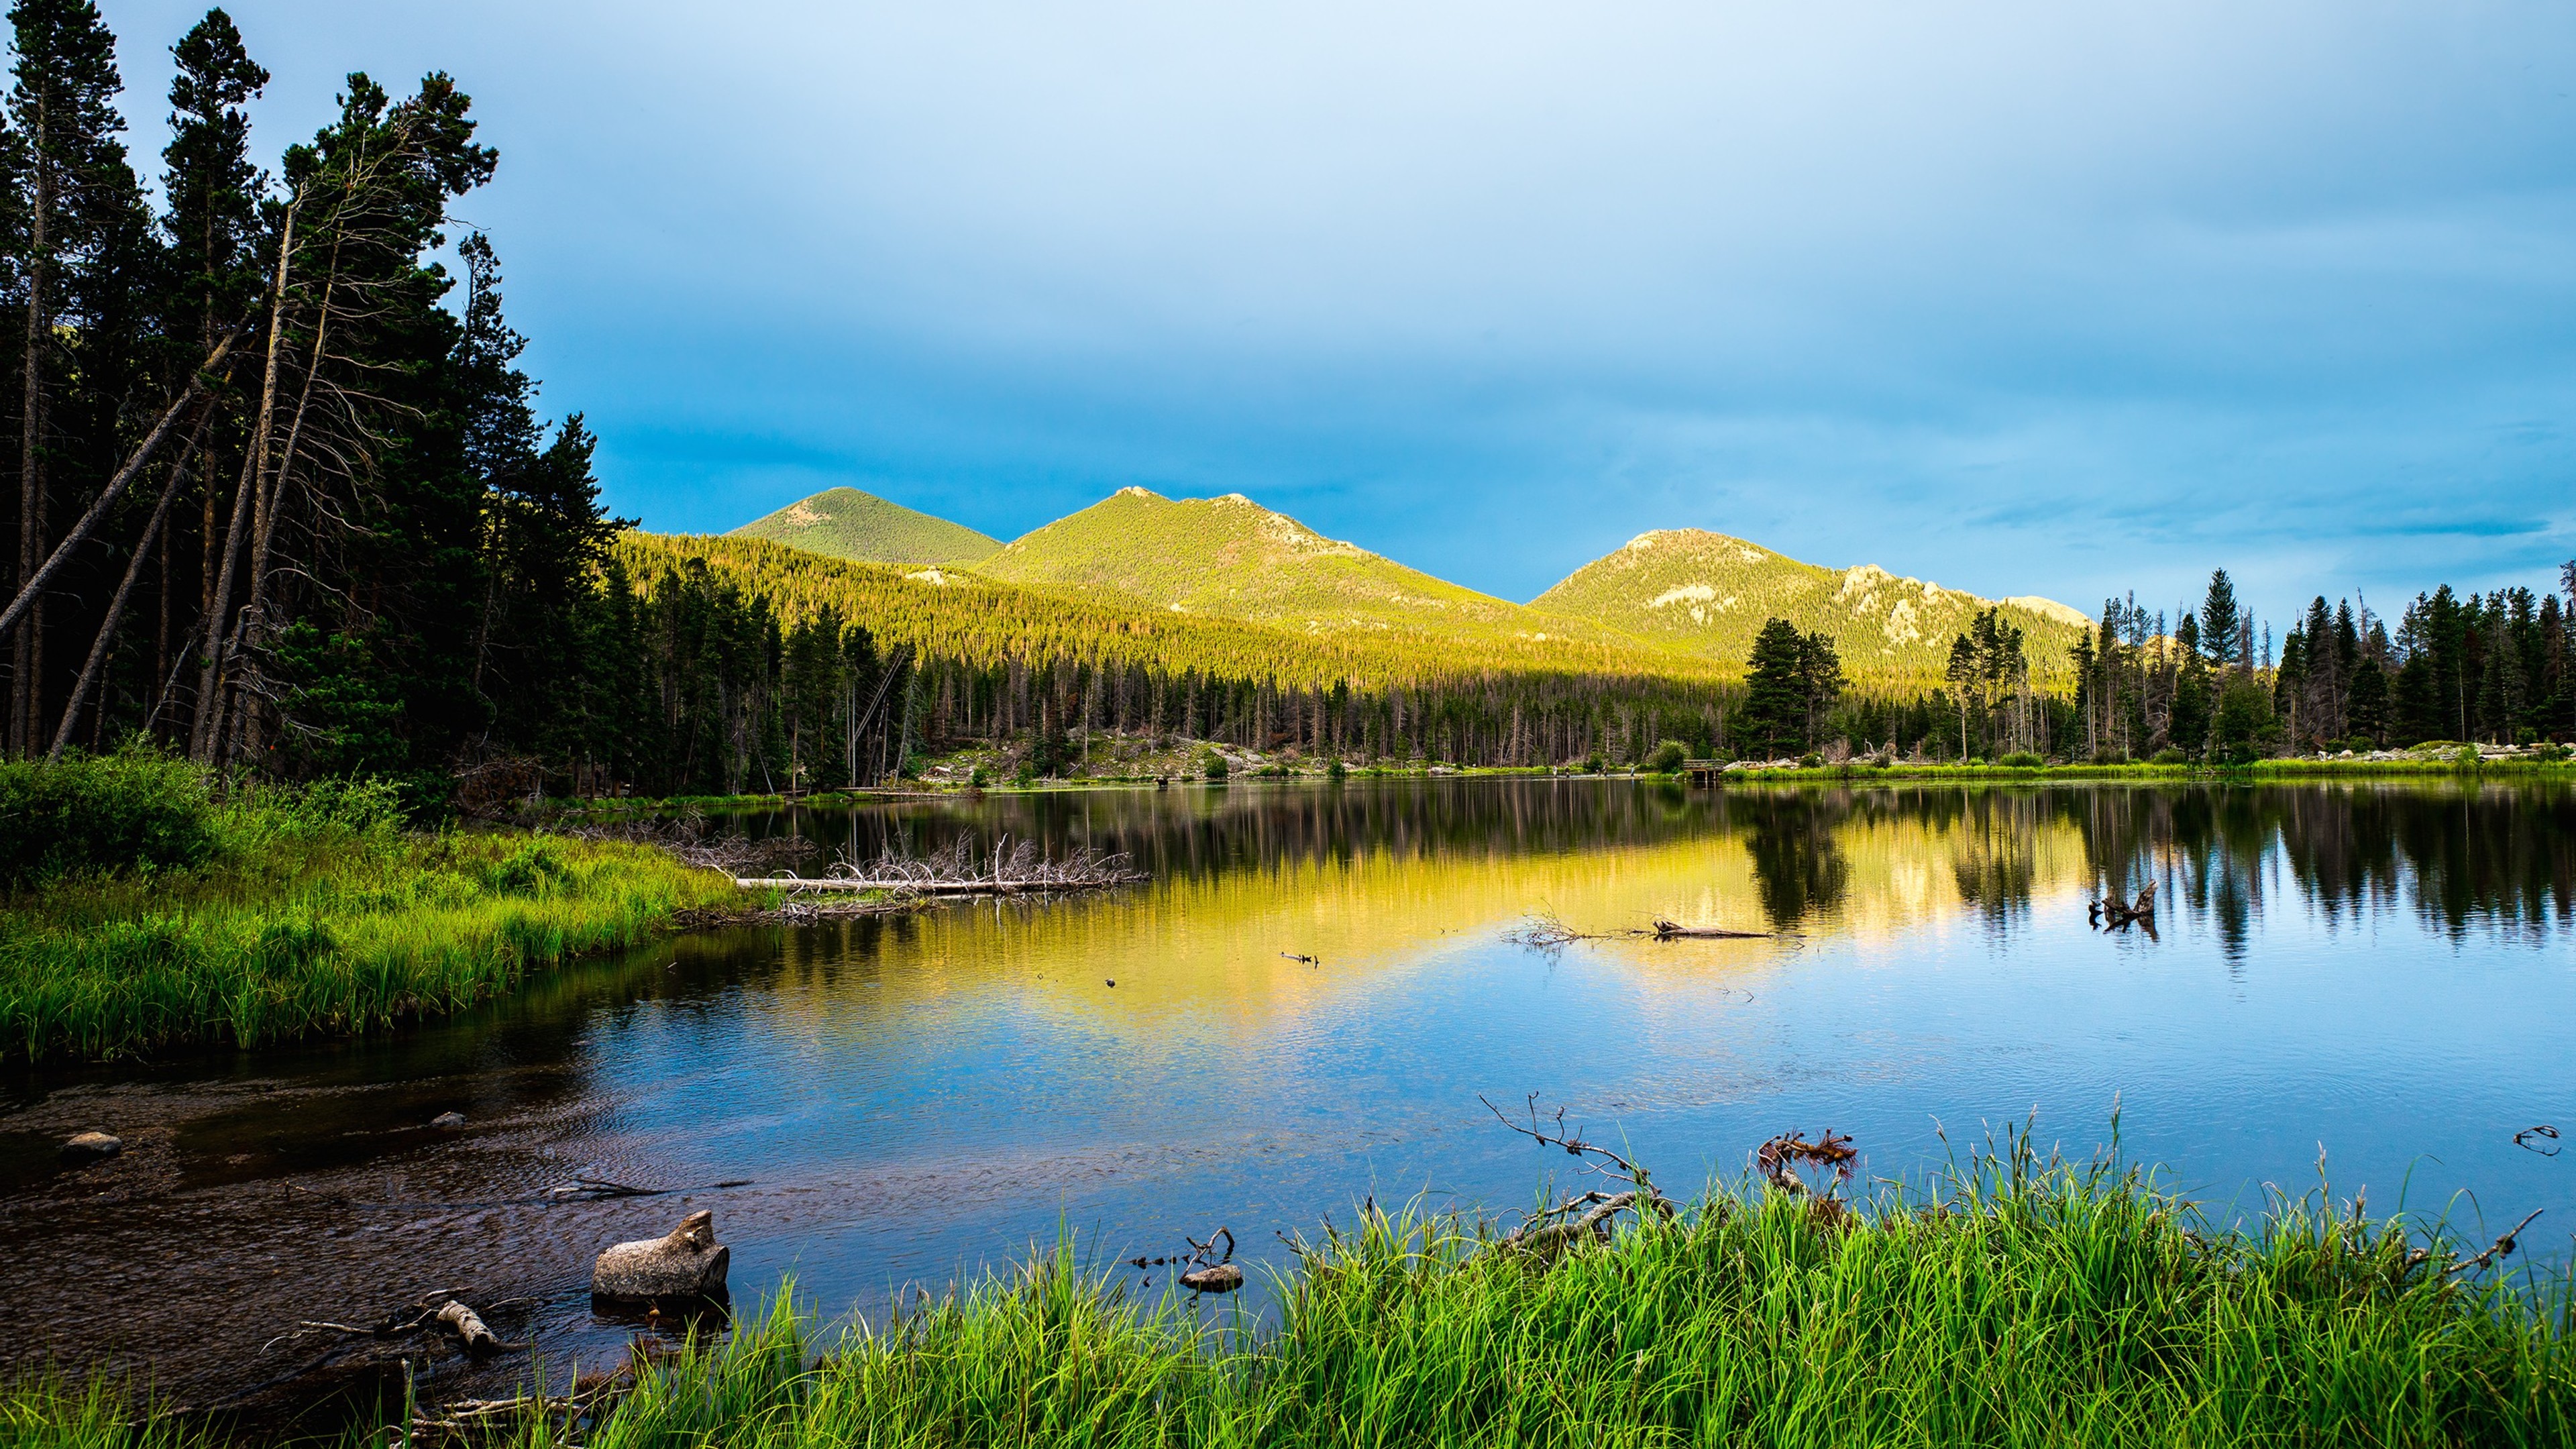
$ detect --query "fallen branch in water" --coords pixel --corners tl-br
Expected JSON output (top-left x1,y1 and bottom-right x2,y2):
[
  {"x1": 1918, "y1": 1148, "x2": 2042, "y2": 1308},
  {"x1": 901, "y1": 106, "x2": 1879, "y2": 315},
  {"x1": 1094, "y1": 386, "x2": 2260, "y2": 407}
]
[
  {"x1": 2090, "y1": 881, "x2": 2158, "y2": 932},
  {"x1": 261, "y1": 1289, "x2": 532, "y2": 1356},
  {"x1": 2445, "y1": 1208, "x2": 2544, "y2": 1279},
  {"x1": 1481, "y1": 1093, "x2": 1675, "y2": 1259},
  {"x1": 749, "y1": 835, "x2": 1144, "y2": 896},
  {"x1": 1757, "y1": 1130, "x2": 1857, "y2": 1197},
  {"x1": 1505, "y1": 910, "x2": 1786, "y2": 949},
  {"x1": 547, "y1": 1175, "x2": 756, "y2": 1201}
]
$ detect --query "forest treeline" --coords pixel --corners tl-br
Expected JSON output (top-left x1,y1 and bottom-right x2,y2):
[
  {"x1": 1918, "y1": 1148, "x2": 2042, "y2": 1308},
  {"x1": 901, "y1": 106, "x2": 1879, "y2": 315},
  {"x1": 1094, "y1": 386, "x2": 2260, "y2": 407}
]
[
  {"x1": 2065, "y1": 567, "x2": 2575, "y2": 764},
  {"x1": 5, "y1": 8, "x2": 2566, "y2": 802}
]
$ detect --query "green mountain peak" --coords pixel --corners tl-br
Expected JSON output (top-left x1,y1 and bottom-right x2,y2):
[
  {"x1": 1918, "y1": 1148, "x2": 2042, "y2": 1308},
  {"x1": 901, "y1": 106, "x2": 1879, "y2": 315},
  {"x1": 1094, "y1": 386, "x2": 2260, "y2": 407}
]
[{"x1": 728, "y1": 486, "x2": 1000, "y2": 566}]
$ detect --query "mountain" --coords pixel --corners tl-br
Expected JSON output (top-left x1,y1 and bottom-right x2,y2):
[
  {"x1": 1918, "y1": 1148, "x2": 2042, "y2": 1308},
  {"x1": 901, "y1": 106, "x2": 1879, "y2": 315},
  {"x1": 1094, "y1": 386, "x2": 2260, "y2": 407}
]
[
  {"x1": 1532, "y1": 529, "x2": 2090, "y2": 687},
  {"x1": 728, "y1": 486, "x2": 1000, "y2": 566},
  {"x1": 973, "y1": 487, "x2": 1644, "y2": 651},
  {"x1": 620, "y1": 531, "x2": 1727, "y2": 692}
]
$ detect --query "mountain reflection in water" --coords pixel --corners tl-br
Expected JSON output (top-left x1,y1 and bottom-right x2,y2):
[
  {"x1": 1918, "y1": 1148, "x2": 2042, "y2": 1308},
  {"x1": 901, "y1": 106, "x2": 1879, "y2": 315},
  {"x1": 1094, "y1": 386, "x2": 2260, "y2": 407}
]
[{"x1": 1, "y1": 777, "x2": 2567, "y2": 1411}]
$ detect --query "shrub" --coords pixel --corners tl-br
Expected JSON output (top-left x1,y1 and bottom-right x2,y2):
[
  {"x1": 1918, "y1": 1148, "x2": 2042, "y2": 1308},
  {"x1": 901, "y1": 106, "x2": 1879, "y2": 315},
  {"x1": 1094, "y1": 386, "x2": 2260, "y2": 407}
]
[
  {"x1": 1326, "y1": 758, "x2": 1348, "y2": 780},
  {"x1": 1644, "y1": 739, "x2": 1689, "y2": 774},
  {"x1": 1202, "y1": 752, "x2": 1230, "y2": 781},
  {"x1": 1998, "y1": 751, "x2": 2045, "y2": 769},
  {"x1": 2150, "y1": 747, "x2": 2188, "y2": 765},
  {"x1": 0, "y1": 746, "x2": 217, "y2": 890},
  {"x1": 1799, "y1": 752, "x2": 1825, "y2": 768},
  {"x1": 1583, "y1": 753, "x2": 1606, "y2": 774}
]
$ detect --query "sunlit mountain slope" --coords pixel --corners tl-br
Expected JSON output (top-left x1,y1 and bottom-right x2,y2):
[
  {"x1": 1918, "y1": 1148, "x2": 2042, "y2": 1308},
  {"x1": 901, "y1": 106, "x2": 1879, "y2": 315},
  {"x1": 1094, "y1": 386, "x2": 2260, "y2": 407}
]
[
  {"x1": 973, "y1": 488, "x2": 1642, "y2": 651},
  {"x1": 1534, "y1": 529, "x2": 2090, "y2": 688},
  {"x1": 729, "y1": 486, "x2": 1001, "y2": 566}
]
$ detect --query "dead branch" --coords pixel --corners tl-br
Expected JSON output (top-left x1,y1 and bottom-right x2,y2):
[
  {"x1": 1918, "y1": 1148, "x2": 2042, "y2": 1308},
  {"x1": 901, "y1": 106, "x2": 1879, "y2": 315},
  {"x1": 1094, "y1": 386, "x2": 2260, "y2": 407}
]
[
  {"x1": 747, "y1": 836, "x2": 1144, "y2": 896},
  {"x1": 1756, "y1": 1130, "x2": 1857, "y2": 1197},
  {"x1": 2090, "y1": 881, "x2": 2159, "y2": 931},
  {"x1": 1649, "y1": 918, "x2": 1771, "y2": 940},
  {"x1": 1505, "y1": 911, "x2": 1782, "y2": 949},
  {"x1": 2445, "y1": 1208, "x2": 2544, "y2": 1279},
  {"x1": 546, "y1": 1175, "x2": 755, "y2": 1201},
  {"x1": 0, "y1": 332, "x2": 240, "y2": 641}
]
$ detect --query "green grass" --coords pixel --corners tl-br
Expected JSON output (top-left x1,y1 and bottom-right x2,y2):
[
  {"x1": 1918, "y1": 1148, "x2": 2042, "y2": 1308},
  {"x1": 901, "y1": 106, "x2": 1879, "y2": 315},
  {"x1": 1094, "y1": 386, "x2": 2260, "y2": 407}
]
[
  {"x1": 729, "y1": 485, "x2": 1003, "y2": 566},
  {"x1": 0, "y1": 767, "x2": 745, "y2": 1063},
  {"x1": 34, "y1": 1138, "x2": 2563, "y2": 1447},
  {"x1": 592, "y1": 1161, "x2": 2573, "y2": 1447}
]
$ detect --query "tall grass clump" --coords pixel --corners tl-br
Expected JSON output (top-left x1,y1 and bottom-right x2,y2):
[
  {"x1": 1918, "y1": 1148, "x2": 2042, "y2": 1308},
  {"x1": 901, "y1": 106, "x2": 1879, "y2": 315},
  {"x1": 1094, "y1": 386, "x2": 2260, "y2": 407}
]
[
  {"x1": 308, "y1": 1140, "x2": 2570, "y2": 1448},
  {"x1": 0, "y1": 749, "x2": 743, "y2": 1062}
]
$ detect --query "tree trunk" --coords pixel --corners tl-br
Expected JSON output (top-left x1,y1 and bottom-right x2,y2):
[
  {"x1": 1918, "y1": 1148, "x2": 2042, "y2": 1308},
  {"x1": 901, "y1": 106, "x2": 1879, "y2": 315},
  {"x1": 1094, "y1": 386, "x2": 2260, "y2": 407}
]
[
  {"x1": 50, "y1": 445, "x2": 199, "y2": 759},
  {"x1": 193, "y1": 199, "x2": 298, "y2": 765},
  {"x1": 14, "y1": 114, "x2": 50, "y2": 758},
  {"x1": 0, "y1": 344, "x2": 235, "y2": 642}
]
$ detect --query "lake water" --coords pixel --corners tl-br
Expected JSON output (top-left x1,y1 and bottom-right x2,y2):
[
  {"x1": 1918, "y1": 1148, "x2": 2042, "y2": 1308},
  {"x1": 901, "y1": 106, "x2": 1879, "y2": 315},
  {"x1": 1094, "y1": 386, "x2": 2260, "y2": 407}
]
[{"x1": 4, "y1": 777, "x2": 2571, "y2": 1413}]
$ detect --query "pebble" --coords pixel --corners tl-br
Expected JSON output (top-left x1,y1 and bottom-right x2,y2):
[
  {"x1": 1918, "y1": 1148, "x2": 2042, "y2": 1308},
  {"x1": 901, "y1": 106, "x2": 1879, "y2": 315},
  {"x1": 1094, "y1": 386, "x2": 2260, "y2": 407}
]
[
  {"x1": 431, "y1": 1111, "x2": 467, "y2": 1129},
  {"x1": 62, "y1": 1130, "x2": 122, "y2": 1161}
]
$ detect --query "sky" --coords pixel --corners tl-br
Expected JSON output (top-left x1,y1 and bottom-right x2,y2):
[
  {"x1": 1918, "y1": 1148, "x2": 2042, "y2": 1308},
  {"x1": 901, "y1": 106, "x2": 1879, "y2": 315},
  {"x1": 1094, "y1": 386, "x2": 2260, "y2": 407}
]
[{"x1": 98, "y1": 0, "x2": 2576, "y2": 628}]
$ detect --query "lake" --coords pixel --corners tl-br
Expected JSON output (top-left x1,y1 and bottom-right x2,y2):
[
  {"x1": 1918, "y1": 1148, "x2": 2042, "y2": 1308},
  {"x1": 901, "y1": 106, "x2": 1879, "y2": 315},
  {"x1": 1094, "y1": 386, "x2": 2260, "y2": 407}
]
[{"x1": 3, "y1": 776, "x2": 2570, "y2": 1413}]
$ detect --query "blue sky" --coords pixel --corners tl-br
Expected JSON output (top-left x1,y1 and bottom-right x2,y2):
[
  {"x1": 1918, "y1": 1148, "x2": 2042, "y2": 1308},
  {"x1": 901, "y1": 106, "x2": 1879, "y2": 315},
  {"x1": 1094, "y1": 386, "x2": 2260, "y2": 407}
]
[{"x1": 102, "y1": 1, "x2": 2576, "y2": 627}]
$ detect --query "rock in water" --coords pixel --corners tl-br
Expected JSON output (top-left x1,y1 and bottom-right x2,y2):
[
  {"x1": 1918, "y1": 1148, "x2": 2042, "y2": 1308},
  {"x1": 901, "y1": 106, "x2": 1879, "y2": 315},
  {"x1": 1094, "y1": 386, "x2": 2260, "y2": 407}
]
[
  {"x1": 1179, "y1": 1263, "x2": 1244, "y2": 1294},
  {"x1": 431, "y1": 1111, "x2": 466, "y2": 1129},
  {"x1": 592, "y1": 1210, "x2": 730, "y2": 1301},
  {"x1": 62, "y1": 1130, "x2": 121, "y2": 1161}
]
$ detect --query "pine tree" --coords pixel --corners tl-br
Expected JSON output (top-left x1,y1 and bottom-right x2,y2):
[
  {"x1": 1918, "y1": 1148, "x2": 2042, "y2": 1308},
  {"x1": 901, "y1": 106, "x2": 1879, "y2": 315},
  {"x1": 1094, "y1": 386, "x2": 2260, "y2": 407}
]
[
  {"x1": 7, "y1": 0, "x2": 144, "y2": 755},
  {"x1": 2198, "y1": 569, "x2": 2240, "y2": 669},
  {"x1": 1739, "y1": 616, "x2": 1806, "y2": 758}
]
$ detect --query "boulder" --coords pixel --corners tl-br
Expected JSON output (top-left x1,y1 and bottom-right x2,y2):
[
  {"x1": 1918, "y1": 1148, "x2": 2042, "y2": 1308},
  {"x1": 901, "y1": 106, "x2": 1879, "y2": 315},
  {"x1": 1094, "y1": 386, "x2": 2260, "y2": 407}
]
[
  {"x1": 592, "y1": 1210, "x2": 729, "y2": 1301},
  {"x1": 431, "y1": 1111, "x2": 466, "y2": 1129},
  {"x1": 62, "y1": 1130, "x2": 121, "y2": 1161}
]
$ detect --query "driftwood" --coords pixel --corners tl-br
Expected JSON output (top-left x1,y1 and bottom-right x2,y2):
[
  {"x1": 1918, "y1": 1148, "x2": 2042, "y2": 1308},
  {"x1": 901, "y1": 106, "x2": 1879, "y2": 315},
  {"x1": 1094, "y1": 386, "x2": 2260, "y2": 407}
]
[
  {"x1": 1481, "y1": 1093, "x2": 1675, "y2": 1259},
  {"x1": 2089, "y1": 881, "x2": 2158, "y2": 932},
  {"x1": 261, "y1": 1289, "x2": 529, "y2": 1358},
  {"x1": 1179, "y1": 1263, "x2": 1244, "y2": 1293},
  {"x1": 777, "y1": 835, "x2": 1146, "y2": 896},
  {"x1": 1649, "y1": 919, "x2": 1770, "y2": 940},
  {"x1": 434, "y1": 1300, "x2": 499, "y2": 1356},
  {"x1": 1757, "y1": 1130, "x2": 1857, "y2": 1197},
  {"x1": 1506, "y1": 911, "x2": 1784, "y2": 949},
  {"x1": 1126, "y1": 1226, "x2": 1243, "y2": 1293},
  {"x1": 592, "y1": 1210, "x2": 730, "y2": 1302}
]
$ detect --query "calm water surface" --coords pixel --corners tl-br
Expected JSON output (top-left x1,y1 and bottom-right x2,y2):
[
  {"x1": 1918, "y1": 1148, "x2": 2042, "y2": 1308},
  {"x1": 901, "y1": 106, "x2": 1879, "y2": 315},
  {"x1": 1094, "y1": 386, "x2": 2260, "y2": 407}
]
[{"x1": 4, "y1": 777, "x2": 2571, "y2": 1408}]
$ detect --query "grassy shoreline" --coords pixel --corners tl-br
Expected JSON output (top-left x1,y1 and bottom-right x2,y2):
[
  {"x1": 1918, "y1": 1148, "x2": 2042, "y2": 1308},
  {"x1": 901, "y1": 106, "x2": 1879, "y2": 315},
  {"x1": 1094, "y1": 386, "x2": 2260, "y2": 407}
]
[
  {"x1": 0, "y1": 762, "x2": 750, "y2": 1064},
  {"x1": 19, "y1": 1144, "x2": 2573, "y2": 1446},
  {"x1": 529, "y1": 751, "x2": 2576, "y2": 813}
]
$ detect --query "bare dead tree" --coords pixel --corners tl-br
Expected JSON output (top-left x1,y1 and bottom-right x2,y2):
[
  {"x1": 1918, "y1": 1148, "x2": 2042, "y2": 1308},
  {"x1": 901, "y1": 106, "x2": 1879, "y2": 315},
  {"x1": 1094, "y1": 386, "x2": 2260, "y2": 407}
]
[{"x1": 47, "y1": 420, "x2": 213, "y2": 758}]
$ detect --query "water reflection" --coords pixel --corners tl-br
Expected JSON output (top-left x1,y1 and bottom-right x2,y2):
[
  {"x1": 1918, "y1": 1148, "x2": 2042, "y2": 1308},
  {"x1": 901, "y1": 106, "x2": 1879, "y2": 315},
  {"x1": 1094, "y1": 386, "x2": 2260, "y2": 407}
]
[
  {"x1": 3, "y1": 776, "x2": 2567, "y2": 1412},
  {"x1": 737, "y1": 777, "x2": 2573, "y2": 953}
]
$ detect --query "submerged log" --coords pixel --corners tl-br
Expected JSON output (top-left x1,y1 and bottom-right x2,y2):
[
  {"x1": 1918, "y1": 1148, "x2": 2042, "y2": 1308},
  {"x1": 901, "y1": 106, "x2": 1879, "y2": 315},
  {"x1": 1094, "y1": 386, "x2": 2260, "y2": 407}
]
[
  {"x1": 1178, "y1": 1263, "x2": 1244, "y2": 1294},
  {"x1": 1649, "y1": 919, "x2": 1770, "y2": 940},
  {"x1": 592, "y1": 1210, "x2": 730, "y2": 1302}
]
